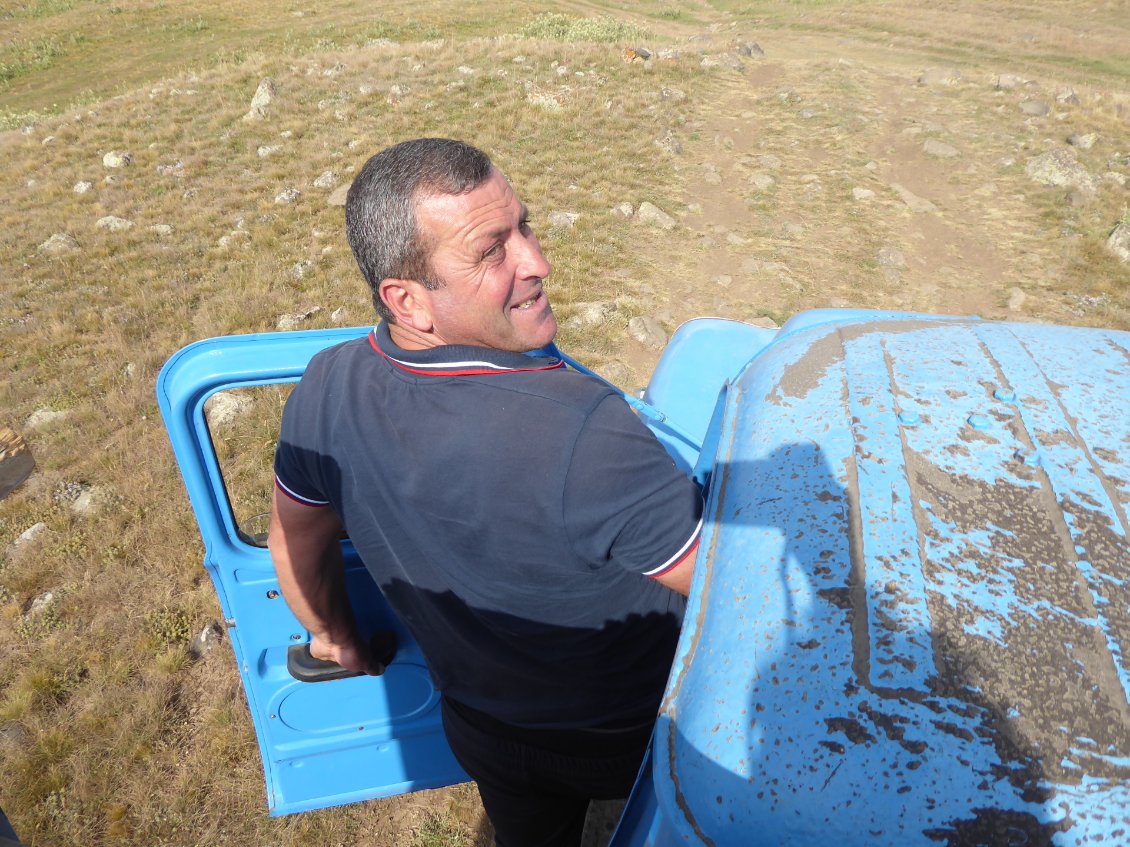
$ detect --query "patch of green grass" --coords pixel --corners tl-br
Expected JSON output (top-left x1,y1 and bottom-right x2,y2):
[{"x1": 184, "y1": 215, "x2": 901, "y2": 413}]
[
  {"x1": 518, "y1": 13, "x2": 648, "y2": 43},
  {"x1": 0, "y1": 37, "x2": 67, "y2": 84},
  {"x1": 5, "y1": 0, "x2": 79, "y2": 19}
]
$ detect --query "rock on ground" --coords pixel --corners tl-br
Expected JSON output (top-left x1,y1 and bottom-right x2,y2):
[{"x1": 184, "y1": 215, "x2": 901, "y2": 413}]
[
  {"x1": 38, "y1": 233, "x2": 80, "y2": 253},
  {"x1": 96, "y1": 216, "x2": 134, "y2": 231},
  {"x1": 636, "y1": 201, "x2": 676, "y2": 230},
  {"x1": 923, "y1": 139, "x2": 960, "y2": 158},
  {"x1": 204, "y1": 391, "x2": 253, "y2": 428},
  {"x1": 1025, "y1": 148, "x2": 1096, "y2": 194},
  {"x1": 327, "y1": 183, "x2": 350, "y2": 206},
  {"x1": 1108, "y1": 223, "x2": 1130, "y2": 265},
  {"x1": 26, "y1": 408, "x2": 70, "y2": 429},
  {"x1": 102, "y1": 150, "x2": 132, "y2": 168},
  {"x1": 244, "y1": 77, "x2": 278, "y2": 121},
  {"x1": 628, "y1": 316, "x2": 668, "y2": 350}
]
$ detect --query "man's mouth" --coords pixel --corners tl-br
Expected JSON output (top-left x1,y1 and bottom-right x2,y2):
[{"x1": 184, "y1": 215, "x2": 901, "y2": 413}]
[{"x1": 513, "y1": 290, "x2": 543, "y2": 311}]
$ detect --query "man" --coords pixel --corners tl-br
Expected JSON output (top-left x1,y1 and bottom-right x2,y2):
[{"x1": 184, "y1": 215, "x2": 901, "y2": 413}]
[{"x1": 269, "y1": 138, "x2": 702, "y2": 846}]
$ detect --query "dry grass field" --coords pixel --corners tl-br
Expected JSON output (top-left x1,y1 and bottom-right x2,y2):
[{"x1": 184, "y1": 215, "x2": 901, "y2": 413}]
[{"x1": 1, "y1": 1, "x2": 1128, "y2": 845}]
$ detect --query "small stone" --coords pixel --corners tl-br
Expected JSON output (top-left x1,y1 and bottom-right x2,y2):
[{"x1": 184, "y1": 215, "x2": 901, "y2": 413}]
[
  {"x1": 327, "y1": 183, "x2": 350, "y2": 206},
  {"x1": 72, "y1": 485, "x2": 110, "y2": 516},
  {"x1": 156, "y1": 160, "x2": 184, "y2": 176},
  {"x1": 701, "y1": 53, "x2": 744, "y2": 71},
  {"x1": 1020, "y1": 100, "x2": 1050, "y2": 117},
  {"x1": 735, "y1": 41, "x2": 764, "y2": 58},
  {"x1": 611, "y1": 202, "x2": 634, "y2": 218},
  {"x1": 750, "y1": 174, "x2": 775, "y2": 191},
  {"x1": 1104, "y1": 171, "x2": 1127, "y2": 187},
  {"x1": 289, "y1": 260, "x2": 313, "y2": 280},
  {"x1": 1067, "y1": 132, "x2": 1098, "y2": 150},
  {"x1": 628, "y1": 316, "x2": 668, "y2": 350},
  {"x1": 244, "y1": 77, "x2": 278, "y2": 121},
  {"x1": 748, "y1": 316, "x2": 780, "y2": 329},
  {"x1": 312, "y1": 171, "x2": 338, "y2": 190},
  {"x1": 8, "y1": 522, "x2": 47, "y2": 557},
  {"x1": 331, "y1": 307, "x2": 346, "y2": 323},
  {"x1": 703, "y1": 165, "x2": 722, "y2": 185},
  {"x1": 73, "y1": 181, "x2": 93, "y2": 194},
  {"x1": 28, "y1": 592, "x2": 56, "y2": 617},
  {"x1": 655, "y1": 128, "x2": 682, "y2": 155},
  {"x1": 659, "y1": 87, "x2": 686, "y2": 101},
  {"x1": 714, "y1": 274, "x2": 733, "y2": 287},
  {"x1": 548, "y1": 211, "x2": 579, "y2": 228},
  {"x1": 852, "y1": 187, "x2": 876, "y2": 201},
  {"x1": 187, "y1": 621, "x2": 225, "y2": 659},
  {"x1": 96, "y1": 216, "x2": 134, "y2": 231},
  {"x1": 635, "y1": 201, "x2": 676, "y2": 231},
  {"x1": 1007, "y1": 287, "x2": 1027, "y2": 311},
  {"x1": 102, "y1": 150, "x2": 132, "y2": 168},
  {"x1": 323, "y1": 62, "x2": 346, "y2": 77},
  {"x1": 1107, "y1": 223, "x2": 1130, "y2": 265},
  {"x1": 275, "y1": 188, "x2": 301, "y2": 204},
  {"x1": 878, "y1": 247, "x2": 906, "y2": 268},
  {"x1": 757, "y1": 154, "x2": 783, "y2": 170},
  {"x1": 918, "y1": 67, "x2": 961, "y2": 86},
  {"x1": 149, "y1": 224, "x2": 174, "y2": 236},
  {"x1": 995, "y1": 73, "x2": 1026, "y2": 90},
  {"x1": 276, "y1": 306, "x2": 323, "y2": 331},
  {"x1": 923, "y1": 139, "x2": 960, "y2": 158},
  {"x1": 38, "y1": 233, "x2": 80, "y2": 253},
  {"x1": 26, "y1": 408, "x2": 69, "y2": 429},
  {"x1": 1025, "y1": 148, "x2": 1096, "y2": 193},
  {"x1": 204, "y1": 392, "x2": 253, "y2": 428},
  {"x1": 1056, "y1": 87, "x2": 1080, "y2": 105},
  {"x1": 569, "y1": 301, "x2": 617, "y2": 327},
  {"x1": 864, "y1": 161, "x2": 879, "y2": 172},
  {"x1": 889, "y1": 183, "x2": 938, "y2": 213},
  {"x1": 257, "y1": 145, "x2": 281, "y2": 158}
]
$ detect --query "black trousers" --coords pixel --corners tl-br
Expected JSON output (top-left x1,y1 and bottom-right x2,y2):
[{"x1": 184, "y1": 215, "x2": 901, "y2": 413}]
[{"x1": 440, "y1": 697, "x2": 655, "y2": 847}]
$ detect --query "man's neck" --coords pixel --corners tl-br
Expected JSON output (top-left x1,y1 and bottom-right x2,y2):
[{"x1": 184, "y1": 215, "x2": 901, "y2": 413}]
[{"x1": 386, "y1": 321, "x2": 441, "y2": 351}]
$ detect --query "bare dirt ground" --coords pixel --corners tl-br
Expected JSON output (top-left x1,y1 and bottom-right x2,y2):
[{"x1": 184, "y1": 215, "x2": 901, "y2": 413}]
[{"x1": 606, "y1": 1, "x2": 1130, "y2": 378}]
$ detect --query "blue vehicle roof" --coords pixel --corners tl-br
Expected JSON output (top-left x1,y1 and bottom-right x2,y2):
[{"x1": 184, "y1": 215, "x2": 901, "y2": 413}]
[{"x1": 654, "y1": 314, "x2": 1130, "y2": 846}]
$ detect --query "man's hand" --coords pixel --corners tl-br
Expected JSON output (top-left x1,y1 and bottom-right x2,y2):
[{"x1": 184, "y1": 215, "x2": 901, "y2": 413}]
[{"x1": 309, "y1": 633, "x2": 387, "y2": 676}]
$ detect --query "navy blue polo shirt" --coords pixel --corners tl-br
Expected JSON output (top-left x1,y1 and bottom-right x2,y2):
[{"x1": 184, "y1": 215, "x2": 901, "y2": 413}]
[{"x1": 274, "y1": 321, "x2": 703, "y2": 728}]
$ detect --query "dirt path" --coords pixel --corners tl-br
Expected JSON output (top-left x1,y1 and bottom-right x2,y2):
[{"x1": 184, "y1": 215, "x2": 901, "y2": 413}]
[{"x1": 614, "y1": 3, "x2": 1129, "y2": 378}]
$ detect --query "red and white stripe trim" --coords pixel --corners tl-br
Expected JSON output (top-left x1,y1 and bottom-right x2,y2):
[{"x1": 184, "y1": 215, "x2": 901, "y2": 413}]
[
  {"x1": 275, "y1": 474, "x2": 329, "y2": 507},
  {"x1": 642, "y1": 517, "x2": 703, "y2": 578}
]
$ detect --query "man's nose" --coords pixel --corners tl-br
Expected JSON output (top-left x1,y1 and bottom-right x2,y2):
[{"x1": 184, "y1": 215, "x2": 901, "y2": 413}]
[{"x1": 517, "y1": 233, "x2": 551, "y2": 280}]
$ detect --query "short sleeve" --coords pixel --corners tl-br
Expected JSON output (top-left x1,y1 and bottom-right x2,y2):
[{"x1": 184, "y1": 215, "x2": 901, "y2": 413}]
[
  {"x1": 563, "y1": 394, "x2": 703, "y2": 574},
  {"x1": 273, "y1": 374, "x2": 332, "y2": 507}
]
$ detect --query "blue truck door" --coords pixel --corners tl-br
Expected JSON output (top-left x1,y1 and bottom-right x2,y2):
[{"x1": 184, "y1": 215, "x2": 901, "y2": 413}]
[{"x1": 157, "y1": 328, "x2": 468, "y2": 816}]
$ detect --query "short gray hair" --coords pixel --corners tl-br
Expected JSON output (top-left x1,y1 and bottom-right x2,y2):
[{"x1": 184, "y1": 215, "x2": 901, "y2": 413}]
[{"x1": 345, "y1": 138, "x2": 494, "y2": 322}]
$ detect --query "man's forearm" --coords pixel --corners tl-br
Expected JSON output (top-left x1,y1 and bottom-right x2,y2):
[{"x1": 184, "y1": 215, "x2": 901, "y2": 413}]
[{"x1": 267, "y1": 487, "x2": 368, "y2": 668}]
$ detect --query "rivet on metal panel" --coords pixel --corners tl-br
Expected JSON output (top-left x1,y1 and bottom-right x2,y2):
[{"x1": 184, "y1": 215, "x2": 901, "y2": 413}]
[
  {"x1": 1014, "y1": 448, "x2": 1041, "y2": 467},
  {"x1": 993, "y1": 388, "x2": 1017, "y2": 403},
  {"x1": 266, "y1": 590, "x2": 279, "y2": 599},
  {"x1": 898, "y1": 411, "x2": 921, "y2": 426},
  {"x1": 290, "y1": 633, "x2": 303, "y2": 641},
  {"x1": 967, "y1": 414, "x2": 990, "y2": 430}
]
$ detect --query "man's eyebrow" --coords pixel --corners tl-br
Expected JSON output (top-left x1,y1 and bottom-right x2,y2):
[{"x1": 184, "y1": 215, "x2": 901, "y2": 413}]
[{"x1": 519, "y1": 203, "x2": 530, "y2": 221}]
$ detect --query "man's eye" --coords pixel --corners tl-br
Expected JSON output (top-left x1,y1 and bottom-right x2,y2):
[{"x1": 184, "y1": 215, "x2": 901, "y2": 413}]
[
  {"x1": 484, "y1": 244, "x2": 503, "y2": 260},
  {"x1": 519, "y1": 219, "x2": 533, "y2": 235}
]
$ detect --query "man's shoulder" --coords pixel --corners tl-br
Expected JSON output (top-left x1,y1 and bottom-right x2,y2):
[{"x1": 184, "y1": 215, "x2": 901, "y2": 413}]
[{"x1": 497, "y1": 365, "x2": 621, "y2": 414}]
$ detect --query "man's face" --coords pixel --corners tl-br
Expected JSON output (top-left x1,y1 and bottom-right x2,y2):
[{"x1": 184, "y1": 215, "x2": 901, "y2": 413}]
[{"x1": 413, "y1": 168, "x2": 557, "y2": 352}]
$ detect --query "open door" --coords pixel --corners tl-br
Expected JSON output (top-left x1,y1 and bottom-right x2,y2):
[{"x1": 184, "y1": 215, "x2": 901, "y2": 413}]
[{"x1": 156, "y1": 327, "x2": 468, "y2": 816}]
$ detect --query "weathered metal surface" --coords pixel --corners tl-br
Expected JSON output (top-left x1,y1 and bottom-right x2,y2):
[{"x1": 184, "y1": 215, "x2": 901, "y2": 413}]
[{"x1": 654, "y1": 315, "x2": 1130, "y2": 846}]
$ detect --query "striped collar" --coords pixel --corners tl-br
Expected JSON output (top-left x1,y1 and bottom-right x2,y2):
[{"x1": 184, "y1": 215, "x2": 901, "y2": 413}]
[{"x1": 369, "y1": 320, "x2": 564, "y2": 377}]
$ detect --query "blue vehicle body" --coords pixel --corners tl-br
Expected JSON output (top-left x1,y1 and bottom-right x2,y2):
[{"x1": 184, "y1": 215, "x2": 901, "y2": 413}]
[{"x1": 158, "y1": 310, "x2": 1130, "y2": 843}]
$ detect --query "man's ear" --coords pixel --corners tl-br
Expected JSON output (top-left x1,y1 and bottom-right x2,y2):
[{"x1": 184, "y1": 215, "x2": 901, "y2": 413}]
[{"x1": 379, "y1": 278, "x2": 435, "y2": 332}]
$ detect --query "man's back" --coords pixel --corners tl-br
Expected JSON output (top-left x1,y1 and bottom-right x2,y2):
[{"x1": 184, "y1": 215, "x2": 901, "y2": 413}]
[{"x1": 274, "y1": 323, "x2": 697, "y2": 727}]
